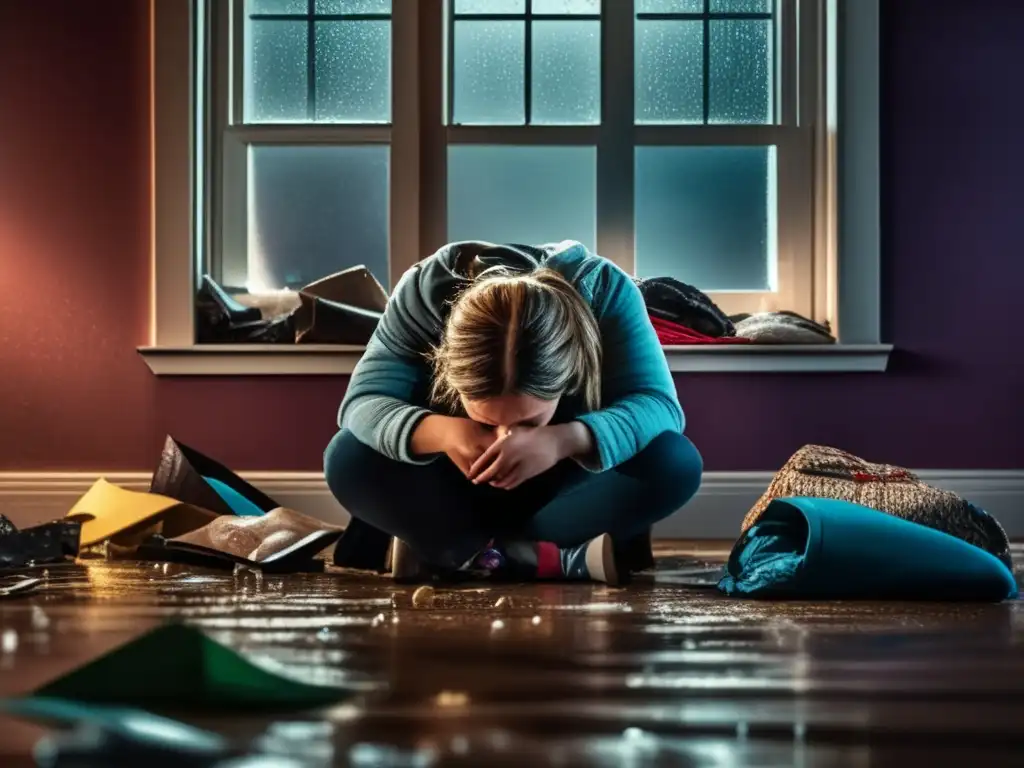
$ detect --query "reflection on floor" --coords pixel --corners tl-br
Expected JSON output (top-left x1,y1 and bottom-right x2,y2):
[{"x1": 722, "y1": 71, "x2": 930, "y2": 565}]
[{"x1": 2, "y1": 541, "x2": 1024, "y2": 766}]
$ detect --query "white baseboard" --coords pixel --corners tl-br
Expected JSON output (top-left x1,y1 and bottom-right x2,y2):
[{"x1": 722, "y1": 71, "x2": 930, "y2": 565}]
[{"x1": 2, "y1": 470, "x2": 1023, "y2": 540}]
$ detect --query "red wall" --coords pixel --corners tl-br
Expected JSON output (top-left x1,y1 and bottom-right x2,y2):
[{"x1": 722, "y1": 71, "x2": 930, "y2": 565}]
[
  {"x1": 1, "y1": 0, "x2": 1022, "y2": 473},
  {"x1": 0, "y1": 1, "x2": 340, "y2": 471}
]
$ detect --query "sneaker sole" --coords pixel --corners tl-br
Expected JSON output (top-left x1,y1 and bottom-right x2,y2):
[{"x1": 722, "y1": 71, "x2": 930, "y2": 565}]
[{"x1": 585, "y1": 533, "x2": 621, "y2": 587}]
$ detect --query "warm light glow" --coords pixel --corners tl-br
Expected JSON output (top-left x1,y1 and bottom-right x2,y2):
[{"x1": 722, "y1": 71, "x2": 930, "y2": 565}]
[{"x1": 435, "y1": 690, "x2": 469, "y2": 708}]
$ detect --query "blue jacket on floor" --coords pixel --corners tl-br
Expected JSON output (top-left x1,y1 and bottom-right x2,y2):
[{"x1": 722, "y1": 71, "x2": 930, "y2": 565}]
[
  {"x1": 719, "y1": 497, "x2": 1018, "y2": 602},
  {"x1": 337, "y1": 241, "x2": 684, "y2": 472}
]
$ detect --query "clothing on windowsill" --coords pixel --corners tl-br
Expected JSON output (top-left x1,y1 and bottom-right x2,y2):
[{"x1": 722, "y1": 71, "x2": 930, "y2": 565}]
[
  {"x1": 649, "y1": 315, "x2": 752, "y2": 346},
  {"x1": 745, "y1": 444, "x2": 1012, "y2": 569},
  {"x1": 719, "y1": 496, "x2": 1017, "y2": 601},
  {"x1": 731, "y1": 310, "x2": 835, "y2": 344},
  {"x1": 634, "y1": 276, "x2": 735, "y2": 338}
]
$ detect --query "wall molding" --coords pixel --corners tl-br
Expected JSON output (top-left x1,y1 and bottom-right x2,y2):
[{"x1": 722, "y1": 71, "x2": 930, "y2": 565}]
[{"x1": 3, "y1": 469, "x2": 1024, "y2": 540}]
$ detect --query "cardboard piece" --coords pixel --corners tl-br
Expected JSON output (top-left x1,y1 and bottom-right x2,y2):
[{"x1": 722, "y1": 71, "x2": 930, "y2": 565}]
[
  {"x1": 300, "y1": 265, "x2": 388, "y2": 312},
  {"x1": 150, "y1": 436, "x2": 281, "y2": 518},
  {"x1": 31, "y1": 623, "x2": 352, "y2": 710},
  {"x1": 66, "y1": 479, "x2": 218, "y2": 548},
  {"x1": 292, "y1": 293, "x2": 382, "y2": 345}
]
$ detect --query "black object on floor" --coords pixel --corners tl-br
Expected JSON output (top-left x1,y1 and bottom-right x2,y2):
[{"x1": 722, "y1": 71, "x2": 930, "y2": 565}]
[
  {"x1": 332, "y1": 516, "x2": 392, "y2": 572},
  {"x1": 149, "y1": 436, "x2": 280, "y2": 518},
  {"x1": 0, "y1": 515, "x2": 81, "y2": 570}
]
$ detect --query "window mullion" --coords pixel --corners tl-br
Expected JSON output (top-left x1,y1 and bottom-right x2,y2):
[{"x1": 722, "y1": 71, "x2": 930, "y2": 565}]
[
  {"x1": 306, "y1": 0, "x2": 317, "y2": 121},
  {"x1": 596, "y1": 0, "x2": 635, "y2": 273},
  {"x1": 391, "y1": 0, "x2": 424, "y2": 281},
  {"x1": 779, "y1": 0, "x2": 797, "y2": 125}
]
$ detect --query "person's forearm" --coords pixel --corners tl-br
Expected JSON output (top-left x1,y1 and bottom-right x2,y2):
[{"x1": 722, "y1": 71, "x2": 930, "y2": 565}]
[
  {"x1": 550, "y1": 421, "x2": 596, "y2": 462},
  {"x1": 410, "y1": 414, "x2": 450, "y2": 456}
]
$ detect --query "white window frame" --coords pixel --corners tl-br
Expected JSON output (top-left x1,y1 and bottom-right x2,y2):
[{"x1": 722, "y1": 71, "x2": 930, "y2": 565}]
[{"x1": 141, "y1": 0, "x2": 889, "y2": 375}]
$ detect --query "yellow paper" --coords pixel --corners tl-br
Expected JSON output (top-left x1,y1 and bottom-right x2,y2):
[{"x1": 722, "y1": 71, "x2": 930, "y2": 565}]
[{"x1": 67, "y1": 479, "x2": 195, "y2": 547}]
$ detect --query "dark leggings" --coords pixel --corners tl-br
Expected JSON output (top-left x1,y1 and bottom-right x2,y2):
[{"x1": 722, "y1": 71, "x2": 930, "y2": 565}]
[{"x1": 324, "y1": 429, "x2": 703, "y2": 571}]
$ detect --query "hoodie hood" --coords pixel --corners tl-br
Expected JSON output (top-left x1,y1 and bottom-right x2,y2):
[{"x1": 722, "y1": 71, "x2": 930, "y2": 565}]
[{"x1": 375, "y1": 240, "x2": 591, "y2": 358}]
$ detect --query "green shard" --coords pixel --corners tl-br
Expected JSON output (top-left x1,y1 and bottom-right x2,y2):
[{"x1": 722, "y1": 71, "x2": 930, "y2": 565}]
[{"x1": 33, "y1": 622, "x2": 351, "y2": 711}]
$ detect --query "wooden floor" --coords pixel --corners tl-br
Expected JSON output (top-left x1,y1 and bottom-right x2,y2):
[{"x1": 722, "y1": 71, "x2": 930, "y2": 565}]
[{"x1": 2, "y1": 542, "x2": 1024, "y2": 766}]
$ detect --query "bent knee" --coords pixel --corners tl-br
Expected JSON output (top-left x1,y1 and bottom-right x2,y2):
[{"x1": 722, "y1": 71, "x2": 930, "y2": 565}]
[
  {"x1": 323, "y1": 430, "x2": 385, "y2": 501},
  {"x1": 629, "y1": 432, "x2": 703, "y2": 508}
]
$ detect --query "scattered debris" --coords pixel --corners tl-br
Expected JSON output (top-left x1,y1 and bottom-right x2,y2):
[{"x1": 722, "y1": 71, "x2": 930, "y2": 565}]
[
  {"x1": 0, "y1": 578, "x2": 42, "y2": 599},
  {"x1": 411, "y1": 585, "x2": 436, "y2": 608},
  {"x1": 493, "y1": 596, "x2": 514, "y2": 610}
]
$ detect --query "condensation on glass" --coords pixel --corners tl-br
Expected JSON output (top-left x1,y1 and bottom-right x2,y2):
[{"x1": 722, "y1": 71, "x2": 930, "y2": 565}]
[
  {"x1": 635, "y1": 0, "x2": 774, "y2": 125},
  {"x1": 450, "y1": 0, "x2": 601, "y2": 125},
  {"x1": 634, "y1": 146, "x2": 777, "y2": 291},
  {"x1": 447, "y1": 146, "x2": 597, "y2": 251},
  {"x1": 243, "y1": 0, "x2": 393, "y2": 124},
  {"x1": 247, "y1": 146, "x2": 390, "y2": 291}
]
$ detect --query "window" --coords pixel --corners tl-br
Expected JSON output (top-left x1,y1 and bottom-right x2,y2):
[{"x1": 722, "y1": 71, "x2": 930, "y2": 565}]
[{"x1": 144, "y1": 0, "x2": 888, "y2": 374}]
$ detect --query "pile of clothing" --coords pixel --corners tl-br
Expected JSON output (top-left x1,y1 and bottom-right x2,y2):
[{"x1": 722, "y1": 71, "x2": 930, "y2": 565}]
[
  {"x1": 635, "y1": 275, "x2": 836, "y2": 346},
  {"x1": 196, "y1": 259, "x2": 836, "y2": 347},
  {"x1": 717, "y1": 445, "x2": 1017, "y2": 601}
]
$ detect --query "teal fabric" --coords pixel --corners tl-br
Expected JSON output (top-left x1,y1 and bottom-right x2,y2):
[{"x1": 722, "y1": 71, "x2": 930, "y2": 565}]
[
  {"x1": 202, "y1": 476, "x2": 265, "y2": 517},
  {"x1": 719, "y1": 497, "x2": 1018, "y2": 602},
  {"x1": 338, "y1": 241, "x2": 684, "y2": 472}
]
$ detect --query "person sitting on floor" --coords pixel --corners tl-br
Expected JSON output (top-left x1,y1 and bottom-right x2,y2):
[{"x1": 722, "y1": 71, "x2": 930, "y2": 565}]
[{"x1": 324, "y1": 240, "x2": 702, "y2": 585}]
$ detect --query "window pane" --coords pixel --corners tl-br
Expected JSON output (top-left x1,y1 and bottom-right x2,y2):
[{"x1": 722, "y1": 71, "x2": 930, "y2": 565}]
[
  {"x1": 248, "y1": 146, "x2": 390, "y2": 291},
  {"x1": 532, "y1": 21, "x2": 600, "y2": 125},
  {"x1": 452, "y1": 21, "x2": 525, "y2": 125},
  {"x1": 709, "y1": 20, "x2": 772, "y2": 124},
  {"x1": 249, "y1": 0, "x2": 306, "y2": 13},
  {"x1": 315, "y1": 21, "x2": 391, "y2": 122},
  {"x1": 710, "y1": 0, "x2": 772, "y2": 12},
  {"x1": 245, "y1": 21, "x2": 308, "y2": 123},
  {"x1": 316, "y1": 0, "x2": 392, "y2": 12},
  {"x1": 635, "y1": 21, "x2": 702, "y2": 125},
  {"x1": 454, "y1": 0, "x2": 525, "y2": 13},
  {"x1": 635, "y1": 146, "x2": 775, "y2": 292},
  {"x1": 636, "y1": 0, "x2": 703, "y2": 12},
  {"x1": 448, "y1": 146, "x2": 596, "y2": 251},
  {"x1": 531, "y1": 0, "x2": 600, "y2": 13}
]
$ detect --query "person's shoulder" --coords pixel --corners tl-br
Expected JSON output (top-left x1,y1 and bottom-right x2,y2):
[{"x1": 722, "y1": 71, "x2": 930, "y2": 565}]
[
  {"x1": 542, "y1": 242, "x2": 636, "y2": 316},
  {"x1": 540, "y1": 242, "x2": 631, "y2": 299}
]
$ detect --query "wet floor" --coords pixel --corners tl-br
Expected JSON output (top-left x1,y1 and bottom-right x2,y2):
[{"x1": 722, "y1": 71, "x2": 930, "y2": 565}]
[{"x1": 2, "y1": 542, "x2": 1024, "y2": 766}]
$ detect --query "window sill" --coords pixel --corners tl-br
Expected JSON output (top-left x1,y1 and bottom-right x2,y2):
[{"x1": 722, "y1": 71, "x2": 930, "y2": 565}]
[{"x1": 137, "y1": 343, "x2": 893, "y2": 376}]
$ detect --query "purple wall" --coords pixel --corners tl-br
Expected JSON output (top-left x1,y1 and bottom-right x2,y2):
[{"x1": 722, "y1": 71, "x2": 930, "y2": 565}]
[{"x1": 0, "y1": 0, "x2": 1021, "y2": 473}]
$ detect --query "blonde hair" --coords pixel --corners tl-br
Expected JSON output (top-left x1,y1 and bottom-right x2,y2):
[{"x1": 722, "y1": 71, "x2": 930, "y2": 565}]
[{"x1": 431, "y1": 268, "x2": 602, "y2": 412}]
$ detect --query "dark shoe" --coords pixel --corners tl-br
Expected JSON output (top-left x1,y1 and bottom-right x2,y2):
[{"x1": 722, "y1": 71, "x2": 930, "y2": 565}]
[{"x1": 616, "y1": 529, "x2": 656, "y2": 573}]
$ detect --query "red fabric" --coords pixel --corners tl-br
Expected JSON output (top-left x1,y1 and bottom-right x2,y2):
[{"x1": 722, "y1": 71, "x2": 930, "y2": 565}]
[
  {"x1": 535, "y1": 541, "x2": 561, "y2": 579},
  {"x1": 649, "y1": 315, "x2": 752, "y2": 345},
  {"x1": 852, "y1": 470, "x2": 912, "y2": 483}
]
